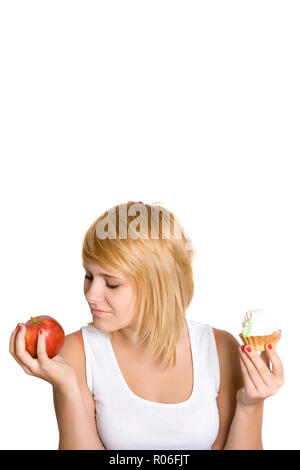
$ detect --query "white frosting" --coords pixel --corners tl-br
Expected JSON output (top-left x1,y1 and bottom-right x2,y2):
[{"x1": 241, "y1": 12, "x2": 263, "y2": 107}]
[{"x1": 241, "y1": 309, "x2": 279, "y2": 336}]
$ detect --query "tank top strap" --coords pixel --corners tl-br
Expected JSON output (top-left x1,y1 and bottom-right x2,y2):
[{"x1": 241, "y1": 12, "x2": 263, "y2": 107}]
[{"x1": 187, "y1": 318, "x2": 220, "y2": 396}]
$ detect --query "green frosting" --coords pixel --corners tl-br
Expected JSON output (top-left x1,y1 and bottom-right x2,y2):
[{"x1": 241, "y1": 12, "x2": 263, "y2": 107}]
[{"x1": 242, "y1": 312, "x2": 255, "y2": 337}]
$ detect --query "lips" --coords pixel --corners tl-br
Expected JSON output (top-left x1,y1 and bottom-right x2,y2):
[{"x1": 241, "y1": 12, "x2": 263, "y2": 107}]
[
  {"x1": 91, "y1": 308, "x2": 112, "y2": 314},
  {"x1": 90, "y1": 306, "x2": 110, "y2": 312}
]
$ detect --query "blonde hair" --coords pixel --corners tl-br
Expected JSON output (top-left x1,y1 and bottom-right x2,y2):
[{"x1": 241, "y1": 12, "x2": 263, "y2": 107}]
[{"x1": 81, "y1": 201, "x2": 195, "y2": 369}]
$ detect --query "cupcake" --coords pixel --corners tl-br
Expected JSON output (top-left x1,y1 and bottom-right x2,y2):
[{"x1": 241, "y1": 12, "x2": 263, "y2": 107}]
[{"x1": 239, "y1": 309, "x2": 282, "y2": 352}]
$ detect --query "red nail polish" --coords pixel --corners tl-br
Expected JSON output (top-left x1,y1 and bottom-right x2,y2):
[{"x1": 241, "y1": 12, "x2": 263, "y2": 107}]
[
  {"x1": 267, "y1": 343, "x2": 273, "y2": 350},
  {"x1": 246, "y1": 346, "x2": 252, "y2": 352},
  {"x1": 18, "y1": 325, "x2": 23, "y2": 332},
  {"x1": 240, "y1": 345, "x2": 245, "y2": 352},
  {"x1": 39, "y1": 329, "x2": 43, "y2": 334}
]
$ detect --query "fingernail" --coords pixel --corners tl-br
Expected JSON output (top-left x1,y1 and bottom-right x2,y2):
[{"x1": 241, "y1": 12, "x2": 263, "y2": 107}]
[
  {"x1": 267, "y1": 343, "x2": 273, "y2": 350},
  {"x1": 18, "y1": 324, "x2": 23, "y2": 332},
  {"x1": 39, "y1": 329, "x2": 43, "y2": 334},
  {"x1": 246, "y1": 346, "x2": 252, "y2": 352},
  {"x1": 240, "y1": 345, "x2": 245, "y2": 352}
]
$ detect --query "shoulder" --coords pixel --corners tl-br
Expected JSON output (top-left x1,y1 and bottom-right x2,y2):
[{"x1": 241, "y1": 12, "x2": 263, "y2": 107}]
[
  {"x1": 58, "y1": 330, "x2": 86, "y2": 384},
  {"x1": 212, "y1": 327, "x2": 239, "y2": 353},
  {"x1": 213, "y1": 327, "x2": 243, "y2": 382},
  {"x1": 60, "y1": 330, "x2": 84, "y2": 354}
]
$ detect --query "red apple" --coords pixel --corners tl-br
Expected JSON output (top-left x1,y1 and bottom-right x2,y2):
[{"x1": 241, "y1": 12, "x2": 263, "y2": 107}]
[{"x1": 24, "y1": 315, "x2": 65, "y2": 359}]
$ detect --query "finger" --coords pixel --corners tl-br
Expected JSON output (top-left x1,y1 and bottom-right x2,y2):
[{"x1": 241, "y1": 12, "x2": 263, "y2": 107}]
[
  {"x1": 14, "y1": 324, "x2": 38, "y2": 372},
  {"x1": 9, "y1": 324, "x2": 20, "y2": 355},
  {"x1": 260, "y1": 350, "x2": 271, "y2": 370},
  {"x1": 9, "y1": 324, "x2": 35, "y2": 375},
  {"x1": 240, "y1": 346, "x2": 269, "y2": 390},
  {"x1": 243, "y1": 345, "x2": 274, "y2": 388},
  {"x1": 36, "y1": 328, "x2": 49, "y2": 361},
  {"x1": 239, "y1": 351, "x2": 257, "y2": 394},
  {"x1": 263, "y1": 343, "x2": 284, "y2": 385}
]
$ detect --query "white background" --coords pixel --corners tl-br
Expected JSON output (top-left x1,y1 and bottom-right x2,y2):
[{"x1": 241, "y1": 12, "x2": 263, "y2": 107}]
[{"x1": 0, "y1": 1, "x2": 299, "y2": 450}]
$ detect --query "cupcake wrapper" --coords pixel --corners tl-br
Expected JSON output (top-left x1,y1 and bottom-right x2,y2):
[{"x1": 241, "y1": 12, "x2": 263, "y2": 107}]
[{"x1": 239, "y1": 330, "x2": 282, "y2": 352}]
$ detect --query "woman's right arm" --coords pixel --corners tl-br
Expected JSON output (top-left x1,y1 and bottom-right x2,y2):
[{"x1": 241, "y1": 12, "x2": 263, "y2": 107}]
[
  {"x1": 9, "y1": 324, "x2": 105, "y2": 450},
  {"x1": 52, "y1": 381, "x2": 105, "y2": 450},
  {"x1": 53, "y1": 332, "x2": 106, "y2": 450}
]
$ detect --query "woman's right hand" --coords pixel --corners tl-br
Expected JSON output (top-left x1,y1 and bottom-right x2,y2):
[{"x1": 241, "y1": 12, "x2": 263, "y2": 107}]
[{"x1": 9, "y1": 323, "x2": 77, "y2": 392}]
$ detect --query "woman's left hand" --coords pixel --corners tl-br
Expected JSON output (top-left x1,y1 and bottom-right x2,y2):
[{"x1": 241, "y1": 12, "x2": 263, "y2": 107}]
[{"x1": 237, "y1": 343, "x2": 284, "y2": 408}]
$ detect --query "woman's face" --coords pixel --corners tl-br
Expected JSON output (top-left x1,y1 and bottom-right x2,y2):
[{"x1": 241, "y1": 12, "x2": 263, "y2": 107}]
[{"x1": 83, "y1": 261, "x2": 138, "y2": 339}]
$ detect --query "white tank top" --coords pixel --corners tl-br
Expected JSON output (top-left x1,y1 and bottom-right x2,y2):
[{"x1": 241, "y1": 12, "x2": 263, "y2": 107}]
[{"x1": 80, "y1": 317, "x2": 220, "y2": 450}]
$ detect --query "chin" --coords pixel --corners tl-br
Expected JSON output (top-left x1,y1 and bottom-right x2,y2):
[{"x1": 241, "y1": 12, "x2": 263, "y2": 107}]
[{"x1": 92, "y1": 318, "x2": 115, "y2": 331}]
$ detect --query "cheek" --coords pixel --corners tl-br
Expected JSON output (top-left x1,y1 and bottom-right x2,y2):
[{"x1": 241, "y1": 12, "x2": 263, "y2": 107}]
[
  {"x1": 114, "y1": 289, "x2": 135, "y2": 309},
  {"x1": 106, "y1": 290, "x2": 125, "y2": 306}
]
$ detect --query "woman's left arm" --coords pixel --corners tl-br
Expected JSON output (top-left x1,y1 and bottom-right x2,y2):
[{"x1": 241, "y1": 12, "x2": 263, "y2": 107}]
[{"x1": 223, "y1": 343, "x2": 285, "y2": 450}]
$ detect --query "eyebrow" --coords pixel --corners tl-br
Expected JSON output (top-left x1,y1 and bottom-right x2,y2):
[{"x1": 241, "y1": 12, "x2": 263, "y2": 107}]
[{"x1": 83, "y1": 265, "x2": 122, "y2": 280}]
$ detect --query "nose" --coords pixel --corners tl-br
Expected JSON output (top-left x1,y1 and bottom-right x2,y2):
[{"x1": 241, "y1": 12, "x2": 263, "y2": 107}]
[{"x1": 85, "y1": 279, "x2": 107, "y2": 304}]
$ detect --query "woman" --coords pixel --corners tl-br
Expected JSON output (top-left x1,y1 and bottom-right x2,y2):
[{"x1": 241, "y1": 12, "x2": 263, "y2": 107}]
[{"x1": 9, "y1": 201, "x2": 284, "y2": 450}]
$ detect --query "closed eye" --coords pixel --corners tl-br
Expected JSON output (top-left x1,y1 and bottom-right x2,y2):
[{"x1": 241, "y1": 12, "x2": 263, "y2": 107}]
[{"x1": 84, "y1": 275, "x2": 119, "y2": 289}]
